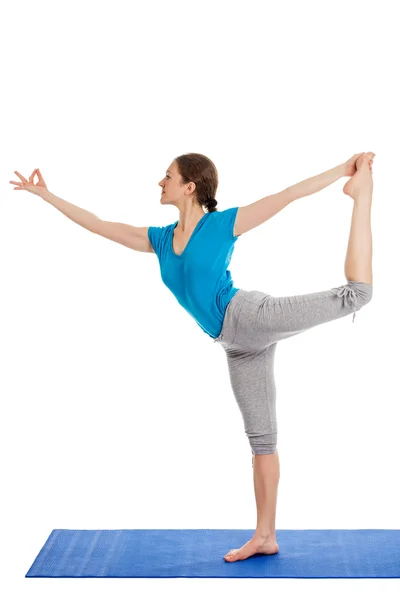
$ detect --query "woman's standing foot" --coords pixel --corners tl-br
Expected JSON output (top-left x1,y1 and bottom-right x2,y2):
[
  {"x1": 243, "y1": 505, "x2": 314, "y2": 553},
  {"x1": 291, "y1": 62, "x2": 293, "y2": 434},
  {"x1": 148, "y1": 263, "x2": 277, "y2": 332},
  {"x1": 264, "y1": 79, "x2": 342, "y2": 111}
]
[{"x1": 224, "y1": 534, "x2": 279, "y2": 562}]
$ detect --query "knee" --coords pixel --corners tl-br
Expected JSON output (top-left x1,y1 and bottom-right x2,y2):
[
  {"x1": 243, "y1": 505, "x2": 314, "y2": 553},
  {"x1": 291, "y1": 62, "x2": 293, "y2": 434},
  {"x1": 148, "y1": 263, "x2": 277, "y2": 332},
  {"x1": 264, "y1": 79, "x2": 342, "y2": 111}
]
[
  {"x1": 357, "y1": 283, "x2": 373, "y2": 306},
  {"x1": 353, "y1": 281, "x2": 373, "y2": 309}
]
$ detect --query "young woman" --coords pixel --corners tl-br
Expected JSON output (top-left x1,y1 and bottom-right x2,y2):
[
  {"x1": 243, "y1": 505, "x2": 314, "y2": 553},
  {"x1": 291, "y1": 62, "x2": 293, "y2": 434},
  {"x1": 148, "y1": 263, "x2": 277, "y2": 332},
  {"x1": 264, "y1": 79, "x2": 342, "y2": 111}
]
[{"x1": 10, "y1": 150, "x2": 374, "y2": 562}]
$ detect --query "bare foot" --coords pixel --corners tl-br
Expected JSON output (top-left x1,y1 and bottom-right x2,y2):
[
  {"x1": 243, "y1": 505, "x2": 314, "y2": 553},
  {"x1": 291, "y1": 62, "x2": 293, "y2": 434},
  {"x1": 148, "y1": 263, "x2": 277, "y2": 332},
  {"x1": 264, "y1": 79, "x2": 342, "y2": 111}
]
[
  {"x1": 224, "y1": 535, "x2": 279, "y2": 562},
  {"x1": 343, "y1": 152, "x2": 374, "y2": 199}
]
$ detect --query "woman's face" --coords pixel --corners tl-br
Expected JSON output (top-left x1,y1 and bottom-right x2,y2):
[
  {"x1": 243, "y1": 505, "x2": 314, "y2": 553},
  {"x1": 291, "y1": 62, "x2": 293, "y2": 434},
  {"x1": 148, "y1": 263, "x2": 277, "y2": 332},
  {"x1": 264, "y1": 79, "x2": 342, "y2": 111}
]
[
  {"x1": 159, "y1": 162, "x2": 196, "y2": 206},
  {"x1": 158, "y1": 163, "x2": 175, "y2": 201}
]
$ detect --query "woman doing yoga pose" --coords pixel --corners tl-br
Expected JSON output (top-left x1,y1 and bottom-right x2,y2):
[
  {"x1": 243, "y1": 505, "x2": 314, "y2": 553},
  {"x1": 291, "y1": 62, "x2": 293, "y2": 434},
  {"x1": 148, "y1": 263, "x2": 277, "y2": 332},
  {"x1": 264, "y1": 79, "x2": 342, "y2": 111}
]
[{"x1": 10, "y1": 150, "x2": 375, "y2": 562}]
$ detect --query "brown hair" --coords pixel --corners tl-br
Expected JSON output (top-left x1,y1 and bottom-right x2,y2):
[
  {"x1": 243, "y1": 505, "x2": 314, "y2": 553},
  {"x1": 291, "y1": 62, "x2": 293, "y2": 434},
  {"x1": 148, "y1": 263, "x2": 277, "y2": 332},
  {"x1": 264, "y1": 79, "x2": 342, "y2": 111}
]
[{"x1": 173, "y1": 153, "x2": 219, "y2": 212}]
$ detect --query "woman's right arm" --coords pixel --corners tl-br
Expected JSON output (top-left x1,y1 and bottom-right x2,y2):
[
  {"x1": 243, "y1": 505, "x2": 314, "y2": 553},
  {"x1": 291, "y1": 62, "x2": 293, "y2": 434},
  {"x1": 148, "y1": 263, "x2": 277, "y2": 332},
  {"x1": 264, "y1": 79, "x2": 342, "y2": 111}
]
[
  {"x1": 9, "y1": 170, "x2": 153, "y2": 253},
  {"x1": 42, "y1": 190, "x2": 154, "y2": 253}
]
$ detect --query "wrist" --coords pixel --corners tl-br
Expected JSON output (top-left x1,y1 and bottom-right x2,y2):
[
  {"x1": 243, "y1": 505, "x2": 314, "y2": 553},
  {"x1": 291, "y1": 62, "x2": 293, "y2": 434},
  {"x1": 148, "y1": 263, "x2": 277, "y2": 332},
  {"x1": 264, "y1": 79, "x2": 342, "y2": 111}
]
[{"x1": 40, "y1": 189, "x2": 52, "y2": 201}]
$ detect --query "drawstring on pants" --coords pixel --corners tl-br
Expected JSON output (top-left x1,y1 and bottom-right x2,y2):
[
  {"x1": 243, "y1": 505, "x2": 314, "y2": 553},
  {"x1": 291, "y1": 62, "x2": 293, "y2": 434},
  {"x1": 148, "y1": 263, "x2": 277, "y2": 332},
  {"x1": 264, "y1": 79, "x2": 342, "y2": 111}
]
[{"x1": 336, "y1": 285, "x2": 359, "y2": 323}]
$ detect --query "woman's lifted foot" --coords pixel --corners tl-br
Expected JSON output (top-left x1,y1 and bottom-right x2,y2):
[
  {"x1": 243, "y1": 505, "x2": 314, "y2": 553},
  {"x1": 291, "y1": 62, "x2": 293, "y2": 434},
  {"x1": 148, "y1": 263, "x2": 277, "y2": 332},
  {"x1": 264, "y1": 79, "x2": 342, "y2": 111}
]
[{"x1": 343, "y1": 151, "x2": 375, "y2": 199}]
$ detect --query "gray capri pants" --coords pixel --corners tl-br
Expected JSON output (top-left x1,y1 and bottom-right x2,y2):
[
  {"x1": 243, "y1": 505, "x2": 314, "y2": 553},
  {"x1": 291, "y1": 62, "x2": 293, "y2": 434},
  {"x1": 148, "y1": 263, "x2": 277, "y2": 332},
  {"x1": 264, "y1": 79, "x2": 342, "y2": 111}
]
[{"x1": 213, "y1": 280, "x2": 373, "y2": 458}]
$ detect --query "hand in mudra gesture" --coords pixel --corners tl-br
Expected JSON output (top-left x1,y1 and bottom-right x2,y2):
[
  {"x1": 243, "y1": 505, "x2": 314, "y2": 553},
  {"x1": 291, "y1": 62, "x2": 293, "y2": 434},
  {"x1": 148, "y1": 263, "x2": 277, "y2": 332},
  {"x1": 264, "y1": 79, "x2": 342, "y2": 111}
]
[{"x1": 9, "y1": 168, "x2": 48, "y2": 197}]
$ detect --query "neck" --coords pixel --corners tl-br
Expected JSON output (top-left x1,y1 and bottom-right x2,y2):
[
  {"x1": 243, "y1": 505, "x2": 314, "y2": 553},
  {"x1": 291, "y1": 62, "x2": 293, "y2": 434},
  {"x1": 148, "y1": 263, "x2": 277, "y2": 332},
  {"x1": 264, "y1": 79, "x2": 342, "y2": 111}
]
[{"x1": 177, "y1": 206, "x2": 205, "y2": 231}]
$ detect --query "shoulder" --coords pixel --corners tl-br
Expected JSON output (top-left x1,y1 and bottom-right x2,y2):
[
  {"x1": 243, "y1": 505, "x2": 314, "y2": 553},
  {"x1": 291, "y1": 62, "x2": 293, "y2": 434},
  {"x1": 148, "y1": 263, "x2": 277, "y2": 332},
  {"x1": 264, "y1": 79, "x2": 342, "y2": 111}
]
[
  {"x1": 212, "y1": 207, "x2": 240, "y2": 239},
  {"x1": 148, "y1": 221, "x2": 175, "y2": 255}
]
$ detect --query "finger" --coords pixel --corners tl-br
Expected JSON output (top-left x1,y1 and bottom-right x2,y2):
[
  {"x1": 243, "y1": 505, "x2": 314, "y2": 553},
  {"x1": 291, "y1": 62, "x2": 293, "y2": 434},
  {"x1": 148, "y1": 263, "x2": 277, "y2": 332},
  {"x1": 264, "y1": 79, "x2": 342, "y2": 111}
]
[
  {"x1": 14, "y1": 171, "x2": 27, "y2": 182},
  {"x1": 354, "y1": 153, "x2": 365, "y2": 164},
  {"x1": 29, "y1": 170, "x2": 36, "y2": 183}
]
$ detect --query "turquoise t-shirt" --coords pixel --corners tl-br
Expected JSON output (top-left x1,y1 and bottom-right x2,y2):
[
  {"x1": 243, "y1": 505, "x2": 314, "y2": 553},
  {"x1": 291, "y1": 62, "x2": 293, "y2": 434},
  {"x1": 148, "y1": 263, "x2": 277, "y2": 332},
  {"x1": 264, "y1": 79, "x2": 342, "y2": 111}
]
[{"x1": 148, "y1": 206, "x2": 241, "y2": 339}]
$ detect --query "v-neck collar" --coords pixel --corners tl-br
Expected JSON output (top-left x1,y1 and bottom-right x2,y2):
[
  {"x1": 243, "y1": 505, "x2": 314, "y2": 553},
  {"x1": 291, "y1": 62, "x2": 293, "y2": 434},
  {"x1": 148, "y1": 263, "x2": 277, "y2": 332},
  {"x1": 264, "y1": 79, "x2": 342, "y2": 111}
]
[{"x1": 171, "y1": 212, "x2": 209, "y2": 257}]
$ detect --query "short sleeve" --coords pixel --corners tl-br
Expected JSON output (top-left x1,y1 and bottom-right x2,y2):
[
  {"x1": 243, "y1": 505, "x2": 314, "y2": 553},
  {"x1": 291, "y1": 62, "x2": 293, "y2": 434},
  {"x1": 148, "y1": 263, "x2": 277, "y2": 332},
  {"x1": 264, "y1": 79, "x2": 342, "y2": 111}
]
[
  {"x1": 147, "y1": 224, "x2": 170, "y2": 257},
  {"x1": 216, "y1": 206, "x2": 240, "y2": 240}
]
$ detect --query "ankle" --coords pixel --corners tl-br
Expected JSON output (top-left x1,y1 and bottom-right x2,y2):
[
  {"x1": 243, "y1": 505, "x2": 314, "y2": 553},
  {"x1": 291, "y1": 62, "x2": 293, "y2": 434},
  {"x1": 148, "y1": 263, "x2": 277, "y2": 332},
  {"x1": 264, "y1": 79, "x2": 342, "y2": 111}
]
[
  {"x1": 353, "y1": 188, "x2": 373, "y2": 203},
  {"x1": 255, "y1": 529, "x2": 276, "y2": 541}
]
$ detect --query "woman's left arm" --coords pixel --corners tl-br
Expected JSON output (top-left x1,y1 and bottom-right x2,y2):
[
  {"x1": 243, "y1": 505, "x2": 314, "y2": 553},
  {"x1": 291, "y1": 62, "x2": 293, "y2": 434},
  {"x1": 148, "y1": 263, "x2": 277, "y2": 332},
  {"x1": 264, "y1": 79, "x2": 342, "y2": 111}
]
[
  {"x1": 234, "y1": 163, "x2": 347, "y2": 237},
  {"x1": 285, "y1": 163, "x2": 345, "y2": 202}
]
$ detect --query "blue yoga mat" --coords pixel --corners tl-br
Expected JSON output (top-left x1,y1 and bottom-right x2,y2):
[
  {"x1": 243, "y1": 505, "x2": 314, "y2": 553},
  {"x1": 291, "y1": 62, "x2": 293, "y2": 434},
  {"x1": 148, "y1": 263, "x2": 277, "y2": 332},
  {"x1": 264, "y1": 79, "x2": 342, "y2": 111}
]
[{"x1": 25, "y1": 529, "x2": 400, "y2": 578}]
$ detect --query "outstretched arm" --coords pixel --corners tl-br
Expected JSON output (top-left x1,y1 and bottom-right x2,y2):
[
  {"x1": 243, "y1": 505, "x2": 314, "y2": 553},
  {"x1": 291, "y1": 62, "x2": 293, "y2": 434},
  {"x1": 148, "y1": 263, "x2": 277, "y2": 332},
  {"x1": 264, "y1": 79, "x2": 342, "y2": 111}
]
[
  {"x1": 234, "y1": 163, "x2": 346, "y2": 236},
  {"x1": 41, "y1": 190, "x2": 102, "y2": 231},
  {"x1": 285, "y1": 163, "x2": 345, "y2": 202}
]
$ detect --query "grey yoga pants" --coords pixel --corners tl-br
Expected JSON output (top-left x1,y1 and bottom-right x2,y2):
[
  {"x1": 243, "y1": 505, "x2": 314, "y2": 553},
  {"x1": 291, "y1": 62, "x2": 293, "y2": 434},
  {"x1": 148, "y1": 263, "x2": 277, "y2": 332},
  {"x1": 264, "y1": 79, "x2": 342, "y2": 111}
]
[{"x1": 213, "y1": 280, "x2": 373, "y2": 458}]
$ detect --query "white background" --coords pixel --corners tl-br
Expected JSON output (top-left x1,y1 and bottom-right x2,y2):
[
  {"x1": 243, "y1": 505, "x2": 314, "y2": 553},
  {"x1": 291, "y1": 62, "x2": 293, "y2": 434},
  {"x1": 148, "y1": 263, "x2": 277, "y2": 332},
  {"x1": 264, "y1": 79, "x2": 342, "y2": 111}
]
[{"x1": 1, "y1": 0, "x2": 399, "y2": 597}]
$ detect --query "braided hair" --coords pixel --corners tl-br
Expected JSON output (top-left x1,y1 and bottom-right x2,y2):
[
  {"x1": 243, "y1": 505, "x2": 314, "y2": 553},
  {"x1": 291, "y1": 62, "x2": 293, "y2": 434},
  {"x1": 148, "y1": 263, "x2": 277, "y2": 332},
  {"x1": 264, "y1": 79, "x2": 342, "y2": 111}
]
[{"x1": 205, "y1": 197, "x2": 218, "y2": 212}]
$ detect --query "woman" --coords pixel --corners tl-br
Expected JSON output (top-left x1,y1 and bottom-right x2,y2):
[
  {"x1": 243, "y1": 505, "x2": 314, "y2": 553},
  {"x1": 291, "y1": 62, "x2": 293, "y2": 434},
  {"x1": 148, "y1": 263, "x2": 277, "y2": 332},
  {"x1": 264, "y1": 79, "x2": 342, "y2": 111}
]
[{"x1": 10, "y1": 150, "x2": 375, "y2": 562}]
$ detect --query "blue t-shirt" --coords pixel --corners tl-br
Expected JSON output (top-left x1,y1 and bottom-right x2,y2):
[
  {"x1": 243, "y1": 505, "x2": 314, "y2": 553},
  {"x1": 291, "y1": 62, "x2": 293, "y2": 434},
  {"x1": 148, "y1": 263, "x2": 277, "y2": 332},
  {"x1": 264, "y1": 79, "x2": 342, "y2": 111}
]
[{"x1": 148, "y1": 207, "x2": 241, "y2": 339}]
